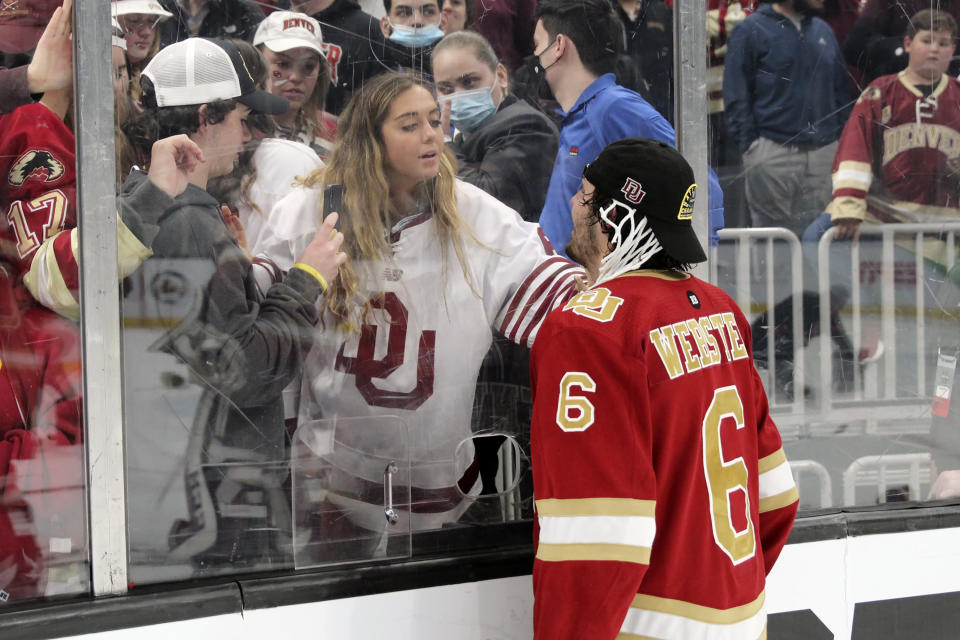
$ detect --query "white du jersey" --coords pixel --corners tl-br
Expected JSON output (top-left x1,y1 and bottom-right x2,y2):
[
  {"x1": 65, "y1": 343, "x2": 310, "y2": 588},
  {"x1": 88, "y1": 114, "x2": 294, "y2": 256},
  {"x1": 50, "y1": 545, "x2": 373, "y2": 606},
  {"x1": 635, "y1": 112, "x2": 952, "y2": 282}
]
[{"x1": 258, "y1": 181, "x2": 582, "y2": 494}]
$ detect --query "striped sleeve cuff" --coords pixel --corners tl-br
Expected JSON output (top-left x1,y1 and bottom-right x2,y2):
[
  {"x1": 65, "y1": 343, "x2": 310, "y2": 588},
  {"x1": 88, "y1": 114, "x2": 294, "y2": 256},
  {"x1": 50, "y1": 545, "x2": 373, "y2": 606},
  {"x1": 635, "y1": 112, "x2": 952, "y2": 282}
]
[
  {"x1": 757, "y1": 449, "x2": 799, "y2": 513},
  {"x1": 536, "y1": 498, "x2": 656, "y2": 564}
]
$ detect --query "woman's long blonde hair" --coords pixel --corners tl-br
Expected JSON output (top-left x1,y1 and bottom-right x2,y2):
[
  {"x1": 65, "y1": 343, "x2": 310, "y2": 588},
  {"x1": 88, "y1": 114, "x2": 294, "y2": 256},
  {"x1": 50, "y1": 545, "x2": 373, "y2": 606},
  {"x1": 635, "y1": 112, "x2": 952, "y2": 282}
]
[{"x1": 302, "y1": 72, "x2": 476, "y2": 329}]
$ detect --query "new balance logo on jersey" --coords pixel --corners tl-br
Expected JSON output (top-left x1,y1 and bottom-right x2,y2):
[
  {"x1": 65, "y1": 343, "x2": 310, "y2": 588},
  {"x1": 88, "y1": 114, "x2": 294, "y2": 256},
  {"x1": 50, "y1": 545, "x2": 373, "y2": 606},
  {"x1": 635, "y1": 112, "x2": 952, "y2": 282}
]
[
  {"x1": 687, "y1": 290, "x2": 701, "y2": 308},
  {"x1": 8, "y1": 150, "x2": 65, "y2": 187},
  {"x1": 620, "y1": 177, "x2": 646, "y2": 204}
]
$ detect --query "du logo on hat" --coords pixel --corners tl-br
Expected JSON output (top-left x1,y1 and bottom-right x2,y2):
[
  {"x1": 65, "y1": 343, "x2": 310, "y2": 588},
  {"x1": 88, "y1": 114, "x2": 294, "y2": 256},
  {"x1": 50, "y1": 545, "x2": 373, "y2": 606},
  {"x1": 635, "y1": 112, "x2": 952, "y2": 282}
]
[{"x1": 620, "y1": 177, "x2": 646, "y2": 204}]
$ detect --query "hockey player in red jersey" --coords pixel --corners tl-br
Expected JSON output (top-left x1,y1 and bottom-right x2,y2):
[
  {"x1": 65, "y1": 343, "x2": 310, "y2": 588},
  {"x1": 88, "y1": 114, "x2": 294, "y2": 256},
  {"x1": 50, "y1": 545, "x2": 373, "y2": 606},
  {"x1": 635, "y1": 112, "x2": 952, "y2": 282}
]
[{"x1": 530, "y1": 138, "x2": 798, "y2": 639}]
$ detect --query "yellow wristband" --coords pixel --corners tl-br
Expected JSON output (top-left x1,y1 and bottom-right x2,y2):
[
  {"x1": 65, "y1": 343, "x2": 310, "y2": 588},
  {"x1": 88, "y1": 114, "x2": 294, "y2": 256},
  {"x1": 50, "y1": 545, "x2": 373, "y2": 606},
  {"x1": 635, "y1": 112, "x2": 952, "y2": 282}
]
[{"x1": 293, "y1": 262, "x2": 329, "y2": 292}]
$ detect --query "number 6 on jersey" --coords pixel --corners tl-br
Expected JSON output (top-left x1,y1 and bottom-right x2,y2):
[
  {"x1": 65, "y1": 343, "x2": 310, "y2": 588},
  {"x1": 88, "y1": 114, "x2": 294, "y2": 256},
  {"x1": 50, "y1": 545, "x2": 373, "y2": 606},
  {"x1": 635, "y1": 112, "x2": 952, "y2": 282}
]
[
  {"x1": 556, "y1": 372, "x2": 596, "y2": 432},
  {"x1": 702, "y1": 385, "x2": 756, "y2": 565}
]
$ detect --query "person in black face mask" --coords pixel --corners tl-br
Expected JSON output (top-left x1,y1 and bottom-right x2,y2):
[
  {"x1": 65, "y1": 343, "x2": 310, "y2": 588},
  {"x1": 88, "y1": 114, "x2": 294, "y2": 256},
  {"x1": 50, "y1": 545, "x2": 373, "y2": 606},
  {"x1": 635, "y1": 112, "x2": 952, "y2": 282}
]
[{"x1": 527, "y1": 0, "x2": 677, "y2": 262}]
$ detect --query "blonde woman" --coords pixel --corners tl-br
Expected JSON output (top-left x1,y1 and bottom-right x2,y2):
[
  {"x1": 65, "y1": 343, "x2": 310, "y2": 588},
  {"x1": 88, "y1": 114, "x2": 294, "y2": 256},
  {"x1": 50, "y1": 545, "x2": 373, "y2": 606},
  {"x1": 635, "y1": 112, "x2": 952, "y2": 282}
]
[
  {"x1": 112, "y1": 0, "x2": 173, "y2": 102},
  {"x1": 257, "y1": 72, "x2": 582, "y2": 547}
]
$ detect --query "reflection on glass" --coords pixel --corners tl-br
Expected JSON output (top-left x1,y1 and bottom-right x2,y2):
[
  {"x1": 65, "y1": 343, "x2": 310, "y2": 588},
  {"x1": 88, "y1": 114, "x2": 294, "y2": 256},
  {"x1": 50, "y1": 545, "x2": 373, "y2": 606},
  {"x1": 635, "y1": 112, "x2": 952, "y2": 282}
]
[
  {"x1": 292, "y1": 416, "x2": 411, "y2": 569},
  {"x1": 711, "y1": 4, "x2": 960, "y2": 512},
  {"x1": 0, "y1": 1, "x2": 89, "y2": 606}
]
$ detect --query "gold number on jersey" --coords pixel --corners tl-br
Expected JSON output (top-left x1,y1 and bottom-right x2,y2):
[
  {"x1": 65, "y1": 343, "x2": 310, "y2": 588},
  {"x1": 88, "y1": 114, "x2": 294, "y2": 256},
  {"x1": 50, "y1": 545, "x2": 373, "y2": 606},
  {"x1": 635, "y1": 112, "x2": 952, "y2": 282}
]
[
  {"x1": 562, "y1": 288, "x2": 624, "y2": 323},
  {"x1": 702, "y1": 385, "x2": 756, "y2": 565},
  {"x1": 556, "y1": 372, "x2": 596, "y2": 432},
  {"x1": 5, "y1": 189, "x2": 68, "y2": 258}
]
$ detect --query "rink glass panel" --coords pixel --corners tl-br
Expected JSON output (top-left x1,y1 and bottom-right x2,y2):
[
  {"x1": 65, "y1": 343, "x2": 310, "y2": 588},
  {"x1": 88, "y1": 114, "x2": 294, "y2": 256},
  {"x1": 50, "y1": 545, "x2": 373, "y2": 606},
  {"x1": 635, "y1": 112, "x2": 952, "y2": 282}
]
[
  {"x1": 0, "y1": 5, "x2": 90, "y2": 608},
  {"x1": 707, "y1": 7, "x2": 960, "y2": 513},
  {"x1": 11, "y1": 0, "x2": 957, "y2": 614}
]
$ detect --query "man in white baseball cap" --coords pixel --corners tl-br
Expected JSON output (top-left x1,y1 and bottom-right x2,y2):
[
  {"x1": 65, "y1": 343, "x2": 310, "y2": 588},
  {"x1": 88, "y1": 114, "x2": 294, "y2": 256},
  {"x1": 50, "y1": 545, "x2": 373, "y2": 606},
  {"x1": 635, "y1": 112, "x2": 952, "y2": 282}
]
[{"x1": 123, "y1": 36, "x2": 346, "y2": 567}]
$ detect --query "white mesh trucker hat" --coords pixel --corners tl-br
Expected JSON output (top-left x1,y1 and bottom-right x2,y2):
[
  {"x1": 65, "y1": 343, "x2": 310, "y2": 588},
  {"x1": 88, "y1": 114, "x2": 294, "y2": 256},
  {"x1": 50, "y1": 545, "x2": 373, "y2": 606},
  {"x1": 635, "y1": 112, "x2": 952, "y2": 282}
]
[
  {"x1": 142, "y1": 38, "x2": 290, "y2": 115},
  {"x1": 253, "y1": 11, "x2": 324, "y2": 57}
]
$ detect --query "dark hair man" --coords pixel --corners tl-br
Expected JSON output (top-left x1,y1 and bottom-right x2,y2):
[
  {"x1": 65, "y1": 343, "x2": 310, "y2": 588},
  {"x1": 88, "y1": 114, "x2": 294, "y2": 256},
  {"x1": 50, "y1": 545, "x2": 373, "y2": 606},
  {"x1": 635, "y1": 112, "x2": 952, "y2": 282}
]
[
  {"x1": 531, "y1": 0, "x2": 722, "y2": 261},
  {"x1": 530, "y1": 138, "x2": 798, "y2": 639},
  {"x1": 124, "y1": 37, "x2": 347, "y2": 564}
]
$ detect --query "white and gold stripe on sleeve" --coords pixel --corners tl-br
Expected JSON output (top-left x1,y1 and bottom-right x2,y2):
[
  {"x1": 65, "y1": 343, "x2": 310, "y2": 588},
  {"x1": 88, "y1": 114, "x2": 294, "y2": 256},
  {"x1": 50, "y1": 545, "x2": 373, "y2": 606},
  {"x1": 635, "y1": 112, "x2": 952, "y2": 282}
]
[
  {"x1": 757, "y1": 449, "x2": 799, "y2": 513},
  {"x1": 832, "y1": 160, "x2": 872, "y2": 192},
  {"x1": 618, "y1": 591, "x2": 767, "y2": 640},
  {"x1": 535, "y1": 498, "x2": 655, "y2": 564}
]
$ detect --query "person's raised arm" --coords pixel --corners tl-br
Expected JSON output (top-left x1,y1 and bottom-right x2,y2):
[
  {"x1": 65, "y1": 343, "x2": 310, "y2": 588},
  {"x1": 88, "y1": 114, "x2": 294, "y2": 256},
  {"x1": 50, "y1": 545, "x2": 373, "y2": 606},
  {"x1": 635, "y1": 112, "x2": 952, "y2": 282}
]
[{"x1": 25, "y1": 0, "x2": 74, "y2": 96}]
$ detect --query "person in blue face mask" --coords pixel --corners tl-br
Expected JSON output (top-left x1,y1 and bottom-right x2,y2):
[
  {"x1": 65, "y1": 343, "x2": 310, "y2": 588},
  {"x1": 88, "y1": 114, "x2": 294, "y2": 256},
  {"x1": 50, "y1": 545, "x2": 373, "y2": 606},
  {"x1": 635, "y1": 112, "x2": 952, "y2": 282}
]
[
  {"x1": 378, "y1": 0, "x2": 445, "y2": 75},
  {"x1": 433, "y1": 31, "x2": 558, "y2": 223}
]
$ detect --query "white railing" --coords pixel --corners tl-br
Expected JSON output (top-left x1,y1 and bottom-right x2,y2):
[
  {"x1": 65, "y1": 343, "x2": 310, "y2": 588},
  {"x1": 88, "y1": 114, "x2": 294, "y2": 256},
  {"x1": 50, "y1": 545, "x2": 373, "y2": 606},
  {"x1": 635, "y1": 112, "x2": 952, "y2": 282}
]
[
  {"x1": 816, "y1": 223, "x2": 960, "y2": 432},
  {"x1": 843, "y1": 453, "x2": 932, "y2": 505},
  {"x1": 713, "y1": 223, "x2": 960, "y2": 433},
  {"x1": 711, "y1": 227, "x2": 806, "y2": 419},
  {"x1": 790, "y1": 459, "x2": 833, "y2": 509}
]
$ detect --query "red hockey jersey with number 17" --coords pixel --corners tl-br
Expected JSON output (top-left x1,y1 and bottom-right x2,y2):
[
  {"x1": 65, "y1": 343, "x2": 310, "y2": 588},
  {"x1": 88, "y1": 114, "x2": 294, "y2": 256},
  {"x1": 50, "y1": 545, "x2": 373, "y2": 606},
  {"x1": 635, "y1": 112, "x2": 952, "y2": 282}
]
[{"x1": 531, "y1": 270, "x2": 798, "y2": 640}]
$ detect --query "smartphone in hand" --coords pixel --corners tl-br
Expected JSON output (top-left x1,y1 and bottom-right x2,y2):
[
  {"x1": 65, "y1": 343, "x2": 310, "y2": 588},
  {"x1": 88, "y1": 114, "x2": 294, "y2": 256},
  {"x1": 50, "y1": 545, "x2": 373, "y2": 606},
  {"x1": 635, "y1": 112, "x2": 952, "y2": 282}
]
[{"x1": 323, "y1": 183, "x2": 344, "y2": 230}]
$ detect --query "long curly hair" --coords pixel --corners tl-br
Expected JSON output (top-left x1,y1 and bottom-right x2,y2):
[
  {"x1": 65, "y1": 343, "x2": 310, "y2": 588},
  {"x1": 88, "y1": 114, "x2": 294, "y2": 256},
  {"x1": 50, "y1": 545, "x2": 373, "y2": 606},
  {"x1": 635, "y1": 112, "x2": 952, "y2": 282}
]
[{"x1": 301, "y1": 71, "x2": 476, "y2": 329}]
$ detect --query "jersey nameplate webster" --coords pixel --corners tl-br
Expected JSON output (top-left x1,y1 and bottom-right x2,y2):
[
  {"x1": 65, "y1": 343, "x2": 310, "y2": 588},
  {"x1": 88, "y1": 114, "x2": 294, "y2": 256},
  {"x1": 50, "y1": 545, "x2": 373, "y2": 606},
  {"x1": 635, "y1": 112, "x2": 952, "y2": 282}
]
[{"x1": 649, "y1": 312, "x2": 749, "y2": 379}]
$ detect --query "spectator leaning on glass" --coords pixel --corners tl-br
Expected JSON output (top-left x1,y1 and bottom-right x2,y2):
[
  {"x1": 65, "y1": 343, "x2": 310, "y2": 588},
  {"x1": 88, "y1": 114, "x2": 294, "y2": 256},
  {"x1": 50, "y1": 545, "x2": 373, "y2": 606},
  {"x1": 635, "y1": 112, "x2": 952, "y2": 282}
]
[
  {"x1": 723, "y1": 0, "x2": 851, "y2": 236},
  {"x1": 123, "y1": 38, "x2": 346, "y2": 565},
  {"x1": 253, "y1": 11, "x2": 336, "y2": 159},
  {"x1": 530, "y1": 138, "x2": 798, "y2": 640},
  {"x1": 112, "y1": 0, "x2": 174, "y2": 102},
  {"x1": 206, "y1": 39, "x2": 324, "y2": 270},
  {"x1": 253, "y1": 72, "x2": 582, "y2": 542},
  {"x1": 432, "y1": 31, "x2": 558, "y2": 222}
]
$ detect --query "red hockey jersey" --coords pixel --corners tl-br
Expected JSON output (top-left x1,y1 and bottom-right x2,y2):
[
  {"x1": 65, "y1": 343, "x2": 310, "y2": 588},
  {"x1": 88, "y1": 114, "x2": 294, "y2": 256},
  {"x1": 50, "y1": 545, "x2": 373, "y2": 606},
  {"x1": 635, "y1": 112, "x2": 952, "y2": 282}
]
[
  {"x1": 828, "y1": 71, "x2": 960, "y2": 224},
  {"x1": 531, "y1": 270, "x2": 798, "y2": 639},
  {"x1": 0, "y1": 102, "x2": 151, "y2": 320},
  {"x1": 0, "y1": 103, "x2": 77, "y2": 279}
]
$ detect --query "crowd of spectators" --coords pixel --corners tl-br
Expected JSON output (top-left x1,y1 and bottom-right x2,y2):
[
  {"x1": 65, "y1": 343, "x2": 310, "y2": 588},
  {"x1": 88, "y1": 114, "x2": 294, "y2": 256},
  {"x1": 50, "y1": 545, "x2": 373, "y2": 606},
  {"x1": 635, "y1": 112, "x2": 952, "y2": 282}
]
[{"x1": 2, "y1": 0, "x2": 960, "y2": 602}]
